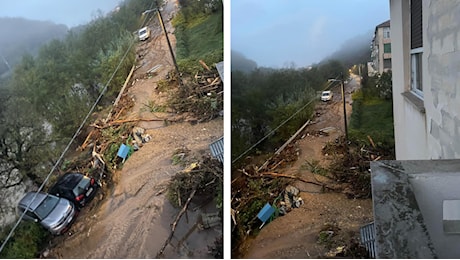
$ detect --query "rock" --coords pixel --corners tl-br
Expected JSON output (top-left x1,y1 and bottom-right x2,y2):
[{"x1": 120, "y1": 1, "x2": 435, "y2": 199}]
[
  {"x1": 42, "y1": 249, "x2": 50, "y2": 258},
  {"x1": 285, "y1": 185, "x2": 299, "y2": 196}
]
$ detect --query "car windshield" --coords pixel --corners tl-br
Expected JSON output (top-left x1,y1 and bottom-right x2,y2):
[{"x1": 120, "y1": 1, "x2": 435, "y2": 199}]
[
  {"x1": 35, "y1": 195, "x2": 59, "y2": 220},
  {"x1": 322, "y1": 92, "x2": 330, "y2": 96},
  {"x1": 139, "y1": 29, "x2": 147, "y2": 35},
  {"x1": 73, "y1": 177, "x2": 90, "y2": 196}
]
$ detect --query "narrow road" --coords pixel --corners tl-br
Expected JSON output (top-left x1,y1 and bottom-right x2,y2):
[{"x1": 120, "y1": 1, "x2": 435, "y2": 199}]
[
  {"x1": 240, "y1": 74, "x2": 373, "y2": 258},
  {"x1": 48, "y1": 0, "x2": 223, "y2": 258}
]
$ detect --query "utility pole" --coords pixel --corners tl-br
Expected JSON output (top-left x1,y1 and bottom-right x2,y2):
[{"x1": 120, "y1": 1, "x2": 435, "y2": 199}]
[
  {"x1": 340, "y1": 73, "x2": 349, "y2": 150},
  {"x1": 156, "y1": 8, "x2": 180, "y2": 77},
  {"x1": 329, "y1": 74, "x2": 349, "y2": 151},
  {"x1": 154, "y1": 1, "x2": 182, "y2": 86},
  {"x1": 142, "y1": 2, "x2": 182, "y2": 86}
]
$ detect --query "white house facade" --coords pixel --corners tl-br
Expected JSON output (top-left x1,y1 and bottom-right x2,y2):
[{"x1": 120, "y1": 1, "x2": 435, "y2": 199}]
[{"x1": 390, "y1": 0, "x2": 460, "y2": 160}]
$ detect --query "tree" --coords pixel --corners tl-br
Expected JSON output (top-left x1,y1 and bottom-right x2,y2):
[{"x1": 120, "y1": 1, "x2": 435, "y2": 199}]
[
  {"x1": 376, "y1": 71, "x2": 393, "y2": 100},
  {"x1": 0, "y1": 95, "x2": 54, "y2": 186},
  {"x1": 231, "y1": 60, "x2": 348, "y2": 162}
]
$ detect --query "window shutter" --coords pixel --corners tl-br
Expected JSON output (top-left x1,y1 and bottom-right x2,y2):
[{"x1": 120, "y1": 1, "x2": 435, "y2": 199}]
[{"x1": 411, "y1": 0, "x2": 423, "y2": 49}]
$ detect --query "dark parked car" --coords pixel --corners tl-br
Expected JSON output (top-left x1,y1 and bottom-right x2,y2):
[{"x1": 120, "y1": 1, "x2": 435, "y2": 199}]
[
  {"x1": 17, "y1": 192, "x2": 77, "y2": 235},
  {"x1": 49, "y1": 172, "x2": 99, "y2": 209}
]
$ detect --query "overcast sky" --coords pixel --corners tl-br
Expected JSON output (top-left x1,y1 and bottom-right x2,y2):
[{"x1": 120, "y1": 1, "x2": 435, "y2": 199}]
[
  {"x1": 0, "y1": 1, "x2": 121, "y2": 27},
  {"x1": 231, "y1": 0, "x2": 390, "y2": 68}
]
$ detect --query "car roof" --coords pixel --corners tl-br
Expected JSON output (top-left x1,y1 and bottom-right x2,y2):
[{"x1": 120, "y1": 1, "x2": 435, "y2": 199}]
[
  {"x1": 51, "y1": 172, "x2": 85, "y2": 191},
  {"x1": 19, "y1": 192, "x2": 48, "y2": 211}
]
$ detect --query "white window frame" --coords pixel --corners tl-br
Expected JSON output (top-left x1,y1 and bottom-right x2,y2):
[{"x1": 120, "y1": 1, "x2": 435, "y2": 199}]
[
  {"x1": 383, "y1": 27, "x2": 390, "y2": 39},
  {"x1": 410, "y1": 47, "x2": 423, "y2": 98}
]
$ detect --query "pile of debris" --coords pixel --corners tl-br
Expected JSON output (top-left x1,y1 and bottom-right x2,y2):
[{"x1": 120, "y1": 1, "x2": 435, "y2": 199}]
[
  {"x1": 278, "y1": 185, "x2": 304, "y2": 215},
  {"x1": 324, "y1": 135, "x2": 394, "y2": 199},
  {"x1": 167, "y1": 61, "x2": 223, "y2": 122},
  {"x1": 167, "y1": 156, "x2": 223, "y2": 208},
  {"x1": 156, "y1": 155, "x2": 223, "y2": 258}
]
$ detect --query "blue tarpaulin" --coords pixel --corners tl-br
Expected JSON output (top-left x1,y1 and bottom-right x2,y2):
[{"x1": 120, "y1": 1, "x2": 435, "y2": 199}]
[
  {"x1": 117, "y1": 144, "x2": 130, "y2": 160},
  {"x1": 257, "y1": 203, "x2": 275, "y2": 224}
]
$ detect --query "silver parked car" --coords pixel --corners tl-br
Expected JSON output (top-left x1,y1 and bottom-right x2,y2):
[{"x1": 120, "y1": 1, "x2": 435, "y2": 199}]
[{"x1": 17, "y1": 192, "x2": 77, "y2": 235}]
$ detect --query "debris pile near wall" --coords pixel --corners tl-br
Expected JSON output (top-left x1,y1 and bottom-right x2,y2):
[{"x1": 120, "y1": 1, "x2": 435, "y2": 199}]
[
  {"x1": 324, "y1": 135, "x2": 394, "y2": 199},
  {"x1": 167, "y1": 61, "x2": 223, "y2": 122}
]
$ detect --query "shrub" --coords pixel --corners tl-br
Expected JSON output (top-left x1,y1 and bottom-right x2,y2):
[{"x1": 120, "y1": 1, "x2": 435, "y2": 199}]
[{"x1": 0, "y1": 222, "x2": 49, "y2": 258}]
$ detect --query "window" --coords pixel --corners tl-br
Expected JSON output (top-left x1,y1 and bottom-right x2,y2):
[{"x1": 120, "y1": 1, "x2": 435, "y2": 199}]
[
  {"x1": 411, "y1": 48, "x2": 423, "y2": 96},
  {"x1": 384, "y1": 43, "x2": 391, "y2": 53},
  {"x1": 383, "y1": 27, "x2": 390, "y2": 38},
  {"x1": 384, "y1": 58, "x2": 392, "y2": 69},
  {"x1": 410, "y1": 0, "x2": 423, "y2": 97}
]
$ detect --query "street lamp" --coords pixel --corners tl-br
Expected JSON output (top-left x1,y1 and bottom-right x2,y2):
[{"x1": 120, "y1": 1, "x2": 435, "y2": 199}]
[
  {"x1": 142, "y1": 6, "x2": 181, "y2": 85},
  {"x1": 328, "y1": 73, "x2": 349, "y2": 149}
]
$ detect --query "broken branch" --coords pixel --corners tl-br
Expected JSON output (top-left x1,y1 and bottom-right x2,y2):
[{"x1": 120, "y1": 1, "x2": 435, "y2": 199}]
[{"x1": 157, "y1": 188, "x2": 197, "y2": 258}]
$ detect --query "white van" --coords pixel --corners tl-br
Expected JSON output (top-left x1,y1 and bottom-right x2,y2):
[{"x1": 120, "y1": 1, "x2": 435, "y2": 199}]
[
  {"x1": 321, "y1": 91, "x2": 333, "y2": 101},
  {"x1": 138, "y1": 26, "x2": 150, "y2": 41}
]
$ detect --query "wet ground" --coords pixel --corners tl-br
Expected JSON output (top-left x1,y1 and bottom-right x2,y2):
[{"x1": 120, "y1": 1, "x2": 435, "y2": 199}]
[
  {"x1": 238, "y1": 75, "x2": 374, "y2": 258},
  {"x1": 48, "y1": 0, "x2": 223, "y2": 258}
]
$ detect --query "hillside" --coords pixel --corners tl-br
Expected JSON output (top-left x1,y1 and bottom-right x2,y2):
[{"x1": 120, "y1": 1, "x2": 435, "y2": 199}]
[
  {"x1": 321, "y1": 30, "x2": 373, "y2": 67},
  {"x1": 0, "y1": 17, "x2": 67, "y2": 76}
]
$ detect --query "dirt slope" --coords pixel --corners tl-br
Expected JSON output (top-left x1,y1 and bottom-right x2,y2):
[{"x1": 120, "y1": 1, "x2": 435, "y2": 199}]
[
  {"x1": 239, "y1": 75, "x2": 373, "y2": 258},
  {"x1": 47, "y1": 0, "x2": 223, "y2": 258}
]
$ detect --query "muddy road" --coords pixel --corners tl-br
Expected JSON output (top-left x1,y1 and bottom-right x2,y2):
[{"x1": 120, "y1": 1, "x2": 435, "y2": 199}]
[
  {"x1": 239, "y1": 74, "x2": 373, "y2": 258},
  {"x1": 48, "y1": 0, "x2": 223, "y2": 258}
]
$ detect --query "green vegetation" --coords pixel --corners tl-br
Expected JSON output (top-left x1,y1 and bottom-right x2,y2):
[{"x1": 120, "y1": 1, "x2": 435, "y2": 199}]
[
  {"x1": 231, "y1": 60, "x2": 348, "y2": 165},
  {"x1": 0, "y1": 222, "x2": 49, "y2": 258},
  {"x1": 349, "y1": 71, "x2": 394, "y2": 150},
  {"x1": 0, "y1": 0, "x2": 156, "y2": 257},
  {"x1": 303, "y1": 160, "x2": 329, "y2": 177},
  {"x1": 173, "y1": 0, "x2": 223, "y2": 74}
]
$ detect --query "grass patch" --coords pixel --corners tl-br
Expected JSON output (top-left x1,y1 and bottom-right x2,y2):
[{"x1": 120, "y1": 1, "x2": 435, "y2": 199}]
[
  {"x1": 301, "y1": 159, "x2": 329, "y2": 177},
  {"x1": 349, "y1": 90, "x2": 394, "y2": 149},
  {"x1": 144, "y1": 100, "x2": 166, "y2": 113},
  {"x1": 173, "y1": 9, "x2": 223, "y2": 74}
]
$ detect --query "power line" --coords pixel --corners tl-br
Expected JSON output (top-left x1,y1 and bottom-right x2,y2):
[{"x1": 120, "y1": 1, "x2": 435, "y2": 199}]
[{"x1": 231, "y1": 75, "x2": 341, "y2": 164}]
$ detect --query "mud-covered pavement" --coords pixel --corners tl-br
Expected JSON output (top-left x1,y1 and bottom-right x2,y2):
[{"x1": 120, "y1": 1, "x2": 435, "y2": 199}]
[
  {"x1": 48, "y1": 0, "x2": 223, "y2": 258},
  {"x1": 239, "y1": 75, "x2": 373, "y2": 258}
]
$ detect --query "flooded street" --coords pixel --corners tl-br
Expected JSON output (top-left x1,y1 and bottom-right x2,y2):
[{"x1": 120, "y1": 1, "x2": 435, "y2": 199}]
[{"x1": 48, "y1": 0, "x2": 223, "y2": 257}]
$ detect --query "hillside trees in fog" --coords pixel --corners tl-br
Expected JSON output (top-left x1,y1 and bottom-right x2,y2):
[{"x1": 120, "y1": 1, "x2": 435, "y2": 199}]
[
  {"x1": 231, "y1": 55, "x2": 347, "y2": 162},
  {"x1": 0, "y1": 0, "x2": 155, "y2": 227}
]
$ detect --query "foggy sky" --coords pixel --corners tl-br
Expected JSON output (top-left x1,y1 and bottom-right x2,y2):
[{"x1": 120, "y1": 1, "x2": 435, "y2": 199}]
[
  {"x1": 0, "y1": 1, "x2": 121, "y2": 27},
  {"x1": 231, "y1": 0, "x2": 390, "y2": 68}
]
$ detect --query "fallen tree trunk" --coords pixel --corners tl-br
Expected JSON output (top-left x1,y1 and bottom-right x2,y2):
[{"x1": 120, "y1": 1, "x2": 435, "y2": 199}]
[
  {"x1": 79, "y1": 129, "x2": 95, "y2": 151},
  {"x1": 242, "y1": 169, "x2": 338, "y2": 191},
  {"x1": 105, "y1": 63, "x2": 136, "y2": 123},
  {"x1": 156, "y1": 188, "x2": 197, "y2": 258},
  {"x1": 258, "y1": 120, "x2": 311, "y2": 172},
  {"x1": 90, "y1": 117, "x2": 175, "y2": 129}
]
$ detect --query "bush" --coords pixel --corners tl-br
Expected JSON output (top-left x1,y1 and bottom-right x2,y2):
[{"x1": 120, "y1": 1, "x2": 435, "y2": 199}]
[{"x1": 0, "y1": 222, "x2": 49, "y2": 258}]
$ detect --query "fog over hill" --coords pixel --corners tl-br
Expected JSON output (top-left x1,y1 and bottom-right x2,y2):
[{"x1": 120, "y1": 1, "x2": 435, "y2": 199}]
[
  {"x1": 0, "y1": 17, "x2": 68, "y2": 76},
  {"x1": 321, "y1": 30, "x2": 373, "y2": 68},
  {"x1": 231, "y1": 50, "x2": 258, "y2": 73}
]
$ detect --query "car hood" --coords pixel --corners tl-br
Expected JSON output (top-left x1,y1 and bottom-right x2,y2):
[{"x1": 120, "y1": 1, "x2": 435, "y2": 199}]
[{"x1": 40, "y1": 198, "x2": 72, "y2": 229}]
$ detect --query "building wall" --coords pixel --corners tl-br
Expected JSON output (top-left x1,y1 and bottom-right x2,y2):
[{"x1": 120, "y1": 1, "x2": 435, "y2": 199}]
[
  {"x1": 424, "y1": 0, "x2": 460, "y2": 159},
  {"x1": 377, "y1": 27, "x2": 385, "y2": 74},
  {"x1": 372, "y1": 25, "x2": 392, "y2": 75},
  {"x1": 390, "y1": 0, "x2": 460, "y2": 159},
  {"x1": 390, "y1": 0, "x2": 427, "y2": 159}
]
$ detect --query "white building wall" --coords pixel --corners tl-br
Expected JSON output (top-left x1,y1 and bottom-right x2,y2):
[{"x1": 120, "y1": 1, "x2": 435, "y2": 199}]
[
  {"x1": 390, "y1": 0, "x2": 428, "y2": 159},
  {"x1": 390, "y1": 0, "x2": 460, "y2": 159},
  {"x1": 424, "y1": 0, "x2": 460, "y2": 159}
]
